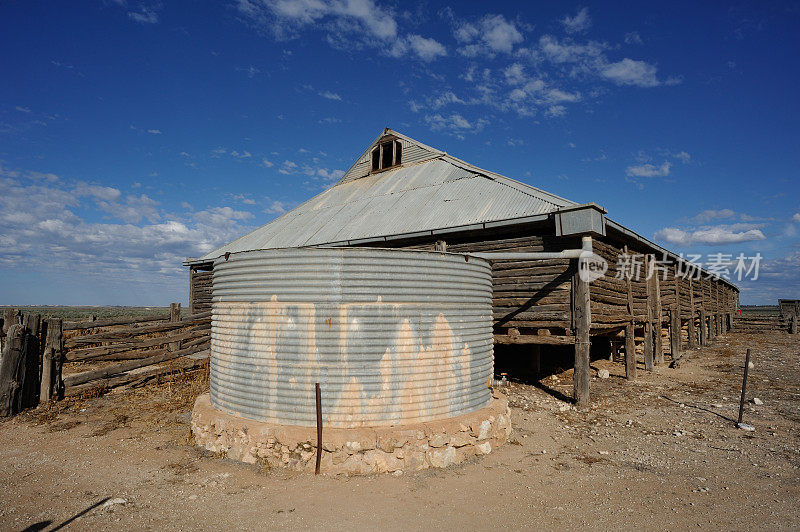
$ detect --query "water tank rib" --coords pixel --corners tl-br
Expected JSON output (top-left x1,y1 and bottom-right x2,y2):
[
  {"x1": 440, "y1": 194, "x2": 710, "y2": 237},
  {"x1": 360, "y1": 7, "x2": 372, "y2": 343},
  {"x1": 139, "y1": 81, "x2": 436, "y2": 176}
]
[{"x1": 209, "y1": 247, "x2": 494, "y2": 428}]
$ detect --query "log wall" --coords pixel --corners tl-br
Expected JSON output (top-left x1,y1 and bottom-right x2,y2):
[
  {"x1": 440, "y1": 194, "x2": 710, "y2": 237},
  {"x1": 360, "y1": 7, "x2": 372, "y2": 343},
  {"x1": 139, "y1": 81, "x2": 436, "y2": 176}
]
[{"x1": 189, "y1": 265, "x2": 213, "y2": 315}]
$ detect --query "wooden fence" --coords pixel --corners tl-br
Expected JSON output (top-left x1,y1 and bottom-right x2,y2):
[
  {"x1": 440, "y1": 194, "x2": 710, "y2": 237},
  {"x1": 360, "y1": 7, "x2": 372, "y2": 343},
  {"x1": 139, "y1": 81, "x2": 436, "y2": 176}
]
[
  {"x1": 732, "y1": 306, "x2": 798, "y2": 334},
  {"x1": 0, "y1": 304, "x2": 211, "y2": 417}
]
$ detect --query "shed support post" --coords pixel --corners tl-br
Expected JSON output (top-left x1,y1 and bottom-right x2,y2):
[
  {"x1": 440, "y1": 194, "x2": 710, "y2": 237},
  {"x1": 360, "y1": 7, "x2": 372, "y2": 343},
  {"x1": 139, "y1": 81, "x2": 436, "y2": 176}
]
[
  {"x1": 572, "y1": 236, "x2": 592, "y2": 408},
  {"x1": 790, "y1": 314, "x2": 798, "y2": 335},
  {"x1": 687, "y1": 279, "x2": 696, "y2": 348},
  {"x1": 699, "y1": 309, "x2": 707, "y2": 346},
  {"x1": 653, "y1": 268, "x2": 663, "y2": 366},
  {"x1": 669, "y1": 305, "x2": 680, "y2": 360},
  {"x1": 643, "y1": 255, "x2": 654, "y2": 371},
  {"x1": 624, "y1": 323, "x2": 636, "y2": 380},
  {"x1": 708, "y1": 313, "x2": 716, "y2": 344}
]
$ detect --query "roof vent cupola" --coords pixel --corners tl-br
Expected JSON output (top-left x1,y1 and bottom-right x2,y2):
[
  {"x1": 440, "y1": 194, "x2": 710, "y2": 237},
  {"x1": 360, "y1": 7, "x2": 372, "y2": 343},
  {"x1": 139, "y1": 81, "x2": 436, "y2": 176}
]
[{"x1": 371, "y1": 137, "x2": 402, "y2": 173}]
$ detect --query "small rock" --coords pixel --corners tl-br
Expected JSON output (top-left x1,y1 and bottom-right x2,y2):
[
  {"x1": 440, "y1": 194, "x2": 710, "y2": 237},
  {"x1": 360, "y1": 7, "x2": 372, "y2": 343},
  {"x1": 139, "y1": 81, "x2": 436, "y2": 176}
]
[
  {"x1": 752, "y1": 397, "x2": 763, "y2": 405},
  {"x1": 598, "y1": 450, "x2": 609, "y2": 455},
  {"x1": 597, "y1": 369, "x2": 610, "y2": 379},
  {"x1": 392, "y1": 470, "x2": 403, "y2": 477},
  {"x1": 747, "y1": 361, "x2": 754, "y2": 369}
]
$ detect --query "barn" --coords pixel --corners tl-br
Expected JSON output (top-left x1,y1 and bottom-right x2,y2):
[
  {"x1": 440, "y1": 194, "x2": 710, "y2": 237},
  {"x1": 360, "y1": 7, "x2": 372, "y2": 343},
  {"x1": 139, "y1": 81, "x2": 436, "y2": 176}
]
[{"x1": 184, "y1": 128, "x2": 739, "y2": 405}]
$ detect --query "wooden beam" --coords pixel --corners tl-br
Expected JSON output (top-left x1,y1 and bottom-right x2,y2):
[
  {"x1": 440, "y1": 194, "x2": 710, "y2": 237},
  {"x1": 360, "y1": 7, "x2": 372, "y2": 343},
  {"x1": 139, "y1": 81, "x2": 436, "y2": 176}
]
[
  {"x1": 670, "y1": 305, "x2": 681, "y2": 359},
  {"x1": 494, "y1": 334, "x2": 575, "y2": 345}
]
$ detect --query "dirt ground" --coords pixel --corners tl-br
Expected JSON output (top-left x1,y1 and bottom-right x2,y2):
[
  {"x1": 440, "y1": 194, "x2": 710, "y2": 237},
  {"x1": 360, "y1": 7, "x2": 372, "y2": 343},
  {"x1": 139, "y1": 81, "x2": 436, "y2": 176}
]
[{"x1": 1, "y1": 331, "x2": 798, "y2": 531}]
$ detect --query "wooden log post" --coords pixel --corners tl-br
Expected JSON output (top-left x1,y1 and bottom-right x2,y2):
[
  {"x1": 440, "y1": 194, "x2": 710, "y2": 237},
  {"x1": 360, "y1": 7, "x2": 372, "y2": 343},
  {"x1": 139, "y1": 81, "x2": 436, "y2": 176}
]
[
  {"x1": 687, "y1": 279, "x2": 697, "y2": 348},
  {"x1": 1, "y1": 308, "x2": 21, "y2": 352},
  {"x1": 708, "y1": 312, "x2": 716, "y2": 344},
  {"x1": 790, "y1": 314, "x2": 798, "y2": 335},
  {"x1": 0, "y1": 325, "x2": 27, "y2": 417},
  {"x1": 642, "y1": 256, "x2": 653, "y2": 371},
  {"x1": 625, "y1": 323, "x2": 636, "y2": 380},
  {"x1": 699, "y1": 309, "x2": 707, "y2": 346},
  {"x1": 653, "y1": 262, "x2": 664, "y2": 366},
  {"x1": 573, "y1": 255, "x2": 591, "y2": 408},
  {"x1": 669, "y1": 305, "x2": 680, "y2": 360},
  {"x1": 40, "y1": 318, "x2": 64, "y2": 402},
  {"x1": 674, "y1": 268, "x2": 683, "y2": 350},
  {"x1": 169, "y1": 303, "x2": 182, "y2": 352}
]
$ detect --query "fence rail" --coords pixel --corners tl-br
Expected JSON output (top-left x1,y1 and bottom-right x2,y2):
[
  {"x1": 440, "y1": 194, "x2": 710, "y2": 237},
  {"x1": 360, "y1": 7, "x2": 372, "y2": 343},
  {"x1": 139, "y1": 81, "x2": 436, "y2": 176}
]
[{"x1": 0, "y1": 304, "x2": 211, "y2": 417}]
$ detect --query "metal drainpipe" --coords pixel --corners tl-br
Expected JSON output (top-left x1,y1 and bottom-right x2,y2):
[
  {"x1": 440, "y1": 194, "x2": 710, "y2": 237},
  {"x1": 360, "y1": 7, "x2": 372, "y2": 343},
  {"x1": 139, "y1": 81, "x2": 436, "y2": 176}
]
[{"x1": 469, "y1": 235, "x2": 593, "y2": 261}]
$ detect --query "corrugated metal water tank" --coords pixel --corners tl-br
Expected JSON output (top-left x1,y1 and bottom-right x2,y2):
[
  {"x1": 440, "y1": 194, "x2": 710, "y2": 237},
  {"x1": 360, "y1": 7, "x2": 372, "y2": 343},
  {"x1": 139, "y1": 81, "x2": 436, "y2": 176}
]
[{"x1": 210, "y1": 247, "x2": 494, "y2": 428}]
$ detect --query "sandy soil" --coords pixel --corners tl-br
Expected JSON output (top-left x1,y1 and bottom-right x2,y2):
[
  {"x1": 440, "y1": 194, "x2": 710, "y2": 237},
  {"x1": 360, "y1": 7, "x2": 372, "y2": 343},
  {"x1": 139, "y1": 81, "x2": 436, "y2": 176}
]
[{"x1": 1, "y1": 331, "x2": 798, "y2": 531}]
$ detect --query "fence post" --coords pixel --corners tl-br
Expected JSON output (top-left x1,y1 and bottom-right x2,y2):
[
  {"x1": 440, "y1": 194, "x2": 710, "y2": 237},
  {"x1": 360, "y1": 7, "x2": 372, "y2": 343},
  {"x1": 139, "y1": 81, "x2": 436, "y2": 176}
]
[
  {"x1": 0, "y1": 325, "x2": 26, "y2": 417},
  {"x1": 40, "y1": 318, "x2": 63, "y2": 402},
  {"x1": 170, "y1": 303, "x2": 182, "y2": 352},
  {"x1": 1, "y1": 308, "x2": 21, "y2": 352}
]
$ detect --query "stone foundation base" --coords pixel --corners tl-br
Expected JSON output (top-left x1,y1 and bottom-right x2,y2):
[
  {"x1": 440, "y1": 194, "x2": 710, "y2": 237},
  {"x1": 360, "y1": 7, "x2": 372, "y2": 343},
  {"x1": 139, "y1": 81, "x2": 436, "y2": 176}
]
[{"x1": 191, "y1": 393, "x2": 511, "y2": 475}]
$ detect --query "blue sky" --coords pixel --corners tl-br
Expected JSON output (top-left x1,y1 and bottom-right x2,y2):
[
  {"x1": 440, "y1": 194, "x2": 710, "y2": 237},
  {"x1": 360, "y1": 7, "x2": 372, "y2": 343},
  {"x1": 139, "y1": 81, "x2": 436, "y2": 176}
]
[{"x1": 1, "y1": 1, "x2": 798, "y2": 305}]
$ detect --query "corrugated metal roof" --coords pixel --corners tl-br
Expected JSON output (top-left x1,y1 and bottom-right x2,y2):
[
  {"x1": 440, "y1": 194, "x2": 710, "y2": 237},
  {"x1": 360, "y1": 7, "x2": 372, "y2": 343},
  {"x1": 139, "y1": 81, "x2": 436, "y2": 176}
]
[{"x1": 198, "y1": 130, "x2": 576, "y2": 261}]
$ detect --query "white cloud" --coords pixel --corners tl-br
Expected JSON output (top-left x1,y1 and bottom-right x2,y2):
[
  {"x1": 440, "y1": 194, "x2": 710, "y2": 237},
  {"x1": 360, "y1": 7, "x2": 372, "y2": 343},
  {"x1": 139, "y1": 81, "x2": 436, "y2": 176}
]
[
  {"x1": 601, "y1": 58, "x2": 661, "y2": 87},
  {"x1": 674, "y1": 151, "x2": 691, "y2": 163},
  {"x1": 624, "y1": 32, "x2": 643, "y2": 45},
  {"x1": 626, "y1": 161, "x2": 671, "y2": 178},
  {"x1": 0, "y1": 167, "x2": 258, "y2": 295},
  {"x1": 793, "y1": 213, "x2": 800, "y2": 223},
  {"x1": 537, "y1": 35, "x2": 606, "y2": 64},
  {"x1": 128, "y1": 5, "x2": 160, "y2": 24},
  {"x1": 480, "y1": 14, "x2": 523, "y2": 53},
  {"x1": 194, "y1": 206, "x2": 253, "y2": 226},
  {"x1": 236, "y1": 0, "x2": 445, "y2": 62},
  {"x1": 399, "y1": 34, "x2": 447, "y2": 62},
  {"x1": 96, "y1": 194, "x2": 161, "y2": 224},
  {"x1": 15, "y1": 106, "x2": 32, "y2": 113},
  {"x1": 74, "y1": 183, "x2": 123, "y2": 202},
  {"x1": 147, "y1": 129, "x2": 162, "y2": 135},
  {"x1": 562, "y1": 7, "x2": 591, "y2": 34},
  {"x1": 264, "y1": 200, "x2": 288, "y2": 215},
  {"x1": 319, "y1": 90, "x2": 342, "y2": 101},
  {"x1": 237, "y1": 65, "x2": 261, "y2": 78},
  {"x1": 425, "y1": 113, "x2": 488, "y2": 135},
  {"x1": 655, "y1": 226, "x2": 767, "y2": 245},
  {"x1": 688, "y1": 209, "x2": 736, "y2": 224},
  {"x1": 454, "y1": 14, "x2": 522, "y2": 55},
  {"x1": 451, "y1": 15, "x2": 524, "y2": 57},
  {"x1": 262, "y1": 157, "x2": 274, "y2": 167}
]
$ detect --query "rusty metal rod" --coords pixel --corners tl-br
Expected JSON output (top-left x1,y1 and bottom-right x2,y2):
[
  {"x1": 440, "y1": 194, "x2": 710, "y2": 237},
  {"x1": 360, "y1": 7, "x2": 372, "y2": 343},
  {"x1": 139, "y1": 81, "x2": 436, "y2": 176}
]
[
  {"x1": 737, "y1": 348, "x2": 751, "y2": 426},
  {"x1": 315, "y1": 382, "x2": 322, "y2": 475}
]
